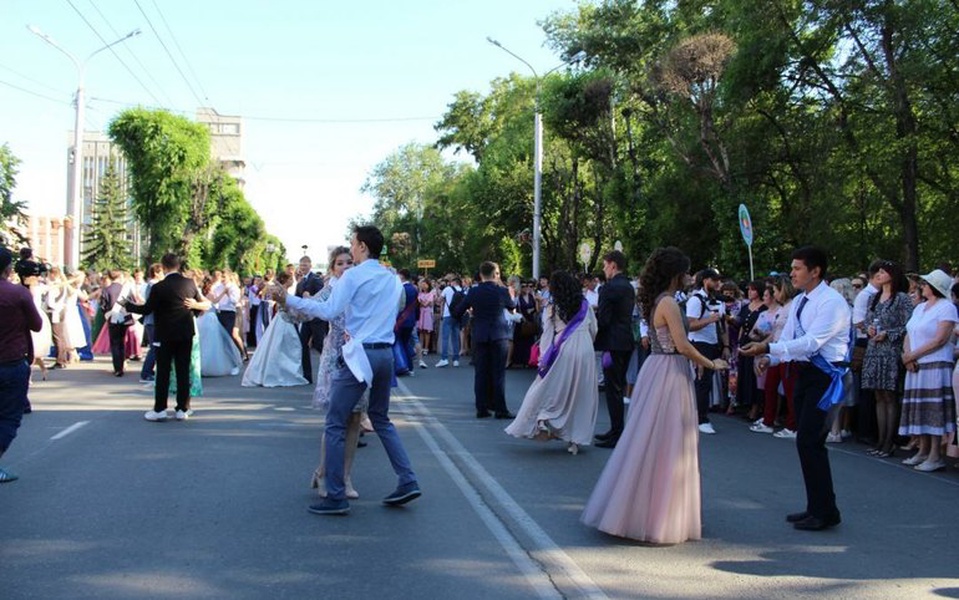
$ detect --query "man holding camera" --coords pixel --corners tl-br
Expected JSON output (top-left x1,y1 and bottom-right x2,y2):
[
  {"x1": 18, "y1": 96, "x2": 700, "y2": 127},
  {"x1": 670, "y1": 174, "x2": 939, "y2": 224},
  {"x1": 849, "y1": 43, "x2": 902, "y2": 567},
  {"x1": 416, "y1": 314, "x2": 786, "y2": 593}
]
[
  {"x1": 687, "y1": 268, "x2": 729, "y2": 435},
  {"x1": 0, "y1": 247, "x2": 43, "y2": 482}
]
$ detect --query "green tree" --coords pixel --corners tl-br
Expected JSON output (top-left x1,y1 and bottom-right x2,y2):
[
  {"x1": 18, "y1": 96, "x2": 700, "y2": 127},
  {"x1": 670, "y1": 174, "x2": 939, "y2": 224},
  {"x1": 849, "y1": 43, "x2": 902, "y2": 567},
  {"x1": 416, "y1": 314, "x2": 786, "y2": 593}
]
[
  {"x1": 0, "y1": 143, "x2": 28, "y2": 246},
  {"x1": 108, "y1": 108, "x2": 212, "y2": 263},
  {"x1": 81, "y1": 162, "x2": 133, "y2": 271}
]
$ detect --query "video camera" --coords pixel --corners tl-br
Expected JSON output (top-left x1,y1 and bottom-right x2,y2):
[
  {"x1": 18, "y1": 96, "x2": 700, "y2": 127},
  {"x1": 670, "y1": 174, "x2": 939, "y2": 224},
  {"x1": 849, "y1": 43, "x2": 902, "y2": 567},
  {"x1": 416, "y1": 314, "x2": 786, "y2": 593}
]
[{"x1": 14, "y1": 247, "x2": 50, "y2": 279}]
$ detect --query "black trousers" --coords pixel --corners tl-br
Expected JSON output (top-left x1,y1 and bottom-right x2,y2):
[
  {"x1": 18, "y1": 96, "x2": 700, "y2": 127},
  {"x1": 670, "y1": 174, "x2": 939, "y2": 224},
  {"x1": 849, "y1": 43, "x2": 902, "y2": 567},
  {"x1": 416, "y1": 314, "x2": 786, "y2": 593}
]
[
  {"x1": 298, "y1": 319, "x2": 327, "y2": 384},
  {"x1": 692, "y1": 341, "x2": 721, "y2": 424},
  {"x1": 154, "y1": 338, "x2": 193, "y2": 413},
  {"x1": 602, "y1": 349, "x2": 632, "y2": 436},
  {"x1": 793, "y1": 363, "x2": 840, "y2": 519},
  {"x1": 473, "y1": 339, "x2": 508, "y2": 415},
  {"x1": 247, "y1": 305, "x2": 259, "y2": 347},
  {"x1": 108, "y1": 323, "x2": 128, "y2": 374}
]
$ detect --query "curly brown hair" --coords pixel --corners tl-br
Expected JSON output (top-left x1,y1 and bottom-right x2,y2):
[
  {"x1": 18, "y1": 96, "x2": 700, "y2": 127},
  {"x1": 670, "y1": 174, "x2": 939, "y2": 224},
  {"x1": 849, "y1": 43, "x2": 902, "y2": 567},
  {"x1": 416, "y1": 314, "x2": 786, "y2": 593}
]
[
  {"x1": 549, "y1": 270, "x2": 584, "y2": 323},
  {"x1": 639, "y1": 247, "x2": 690, "y2": 320}
]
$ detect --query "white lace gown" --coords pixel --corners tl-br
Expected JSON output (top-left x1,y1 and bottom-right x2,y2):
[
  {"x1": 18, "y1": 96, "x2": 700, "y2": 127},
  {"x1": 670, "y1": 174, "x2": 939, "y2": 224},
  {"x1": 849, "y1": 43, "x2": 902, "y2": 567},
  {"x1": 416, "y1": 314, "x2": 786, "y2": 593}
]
[
  {"x1": 197, "y1": 311, "x2": 242, "y2": 377},
  {"x1": 30, "y1": 284, "x2": 53, "y2": 358},
  {"x1": 242, "y1": 308, "x2": 308, "y2": 387}
]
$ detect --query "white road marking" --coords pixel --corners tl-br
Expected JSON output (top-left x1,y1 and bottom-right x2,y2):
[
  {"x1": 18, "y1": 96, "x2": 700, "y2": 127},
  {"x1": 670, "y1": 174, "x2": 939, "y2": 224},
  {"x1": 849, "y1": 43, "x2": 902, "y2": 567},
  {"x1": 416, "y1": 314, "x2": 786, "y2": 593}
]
[
  {"x1": 50, "y1": 420, "x2": 90, "y2": 440},
  {"x1": 395, "y1": 381, "x2": 608, "y2": 600}
]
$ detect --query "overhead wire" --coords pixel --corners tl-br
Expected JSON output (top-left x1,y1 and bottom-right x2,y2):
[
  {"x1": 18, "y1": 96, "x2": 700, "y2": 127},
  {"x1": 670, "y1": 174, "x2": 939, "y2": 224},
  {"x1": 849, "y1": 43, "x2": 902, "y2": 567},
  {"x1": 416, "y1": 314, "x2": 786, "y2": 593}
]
[
  {"x1": 0, "y1": 78, "x2": 71, "y2": 104},
  {"x1": 149, "y1": 0, "x2": 211, "y2": 105},
  {"x1": 132, "y1": 0, "x2": 206, "y2": 109},
  {"x1": 63, "y1": 0, "x2": 165, "y2": 107},
  {"x1": 85, "y1": 0, "x2": 177, "y2": 108},
  {"x1": 88, "y1": 95, "x2": 438, "y2": 123},
  {"x1": 0, "y1": 63, "x2": 66, "y2": 93}
]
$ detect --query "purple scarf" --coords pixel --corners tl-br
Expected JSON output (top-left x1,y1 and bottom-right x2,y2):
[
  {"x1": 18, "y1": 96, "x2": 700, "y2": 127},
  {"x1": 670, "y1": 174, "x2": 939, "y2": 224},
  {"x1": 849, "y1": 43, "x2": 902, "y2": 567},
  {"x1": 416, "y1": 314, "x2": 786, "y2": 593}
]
[{"x1": 537, "y1": 299, "x2": 589, "y2": 378}]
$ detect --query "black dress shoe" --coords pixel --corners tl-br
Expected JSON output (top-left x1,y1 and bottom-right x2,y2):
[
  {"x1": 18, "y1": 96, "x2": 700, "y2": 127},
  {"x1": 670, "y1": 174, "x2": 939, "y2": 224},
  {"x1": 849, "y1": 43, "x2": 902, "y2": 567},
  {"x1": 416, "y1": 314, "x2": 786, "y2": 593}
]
[
  {"x1": 476, "y1": 411, "x2": 493, "y2": 419},
  {"x1": 594, "y1": 430, "x2": 614, "y2": 442},
  {"x1": 793, "y1": 513, "x2": 841, "y2": 531},
  {"x1": 785, "y1": 511, "x2": 810, "y2": 523},
  {"x1": 594, "y1": 437, "x2": 619, "y2": 449},
  {"x1": 494, "y1": 411, "x2": 516, "y2": 420}
]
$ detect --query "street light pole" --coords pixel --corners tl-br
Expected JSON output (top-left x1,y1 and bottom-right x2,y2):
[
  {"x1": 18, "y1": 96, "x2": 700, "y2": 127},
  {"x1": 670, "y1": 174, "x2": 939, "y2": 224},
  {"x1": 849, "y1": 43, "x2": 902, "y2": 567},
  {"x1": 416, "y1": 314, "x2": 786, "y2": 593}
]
[
  {"x1": 28, "y1": 25, "x2": 140, "y2": 269},
  {"x1": 486, "y1": 38, "x2": 585, "y2": 280}
]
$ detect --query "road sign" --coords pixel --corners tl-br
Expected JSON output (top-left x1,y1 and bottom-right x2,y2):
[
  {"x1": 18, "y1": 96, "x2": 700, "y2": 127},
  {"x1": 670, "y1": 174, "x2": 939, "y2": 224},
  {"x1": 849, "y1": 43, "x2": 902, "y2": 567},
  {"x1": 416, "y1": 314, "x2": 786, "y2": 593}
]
[
  {"x1": 738, "y1": 204, "x2": 753, "y2": 246},
  {"x1": 579, "y1": 243, "x2": 592, "y2": 266},
  {"x1": 738, "y1": 203, "x2": 755, "y2": 281},
  {"x1": 417, "y1": 259, "x2": 436, "y2": 269}
]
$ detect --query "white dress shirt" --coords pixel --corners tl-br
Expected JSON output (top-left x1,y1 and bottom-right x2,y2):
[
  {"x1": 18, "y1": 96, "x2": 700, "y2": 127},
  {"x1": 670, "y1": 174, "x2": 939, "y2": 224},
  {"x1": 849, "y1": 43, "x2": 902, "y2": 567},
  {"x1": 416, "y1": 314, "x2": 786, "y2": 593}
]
[
  {"x1": 285, "y1": 259, "x2": 402, "y2": 384},
  {"x1": 769, "y1": 281, "x2": 851, "y2": 364},
  {"x1": 213, "y1": 282, "x2": 240, "y2": 312},
  {"x1": 286, "y1": 259, "x2": 400, "y2": 343}
]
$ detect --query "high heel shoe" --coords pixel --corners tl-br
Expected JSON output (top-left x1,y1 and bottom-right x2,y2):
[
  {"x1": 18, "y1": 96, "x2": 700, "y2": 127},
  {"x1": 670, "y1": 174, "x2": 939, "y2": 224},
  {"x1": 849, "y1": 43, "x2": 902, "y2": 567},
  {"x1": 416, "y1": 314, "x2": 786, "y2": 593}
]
[
  {"x1": 311, "y1": 469, "x2": 327, "y2": 497},
  {"x1": 345, "y1": 479, "x2": 359, "y2": 500}
]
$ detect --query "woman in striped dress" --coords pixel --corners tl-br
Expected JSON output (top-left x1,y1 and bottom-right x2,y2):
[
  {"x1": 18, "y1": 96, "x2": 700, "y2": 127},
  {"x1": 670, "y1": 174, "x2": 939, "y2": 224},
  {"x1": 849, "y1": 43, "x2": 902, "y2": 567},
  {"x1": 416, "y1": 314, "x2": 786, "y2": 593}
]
[{"x1": 899, "y1": 269, "x2": 958, "y2": 472}]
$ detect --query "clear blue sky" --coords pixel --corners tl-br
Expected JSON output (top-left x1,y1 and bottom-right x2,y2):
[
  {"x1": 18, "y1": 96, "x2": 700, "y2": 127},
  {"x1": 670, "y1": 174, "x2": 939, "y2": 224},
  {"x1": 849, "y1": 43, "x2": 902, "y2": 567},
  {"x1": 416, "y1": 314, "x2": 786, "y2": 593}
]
[{"x1": 0, "y1": 0, "x2": 579, "y2": 262}]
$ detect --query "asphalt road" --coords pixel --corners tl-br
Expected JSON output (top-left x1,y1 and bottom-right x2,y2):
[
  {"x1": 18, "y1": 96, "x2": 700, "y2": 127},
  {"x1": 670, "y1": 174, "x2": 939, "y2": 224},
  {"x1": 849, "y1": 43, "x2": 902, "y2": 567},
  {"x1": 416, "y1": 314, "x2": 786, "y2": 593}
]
[{"x1": 3, "y1": 356, "x2": 959, "y2": 599}]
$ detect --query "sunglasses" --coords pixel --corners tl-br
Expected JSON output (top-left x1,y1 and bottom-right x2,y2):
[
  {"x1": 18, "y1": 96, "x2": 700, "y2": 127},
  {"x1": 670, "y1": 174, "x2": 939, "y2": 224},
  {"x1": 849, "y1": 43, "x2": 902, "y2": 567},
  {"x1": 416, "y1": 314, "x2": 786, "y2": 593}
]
[{"x1": 852, "y1": 283, "x2": 863, "y2": 289}]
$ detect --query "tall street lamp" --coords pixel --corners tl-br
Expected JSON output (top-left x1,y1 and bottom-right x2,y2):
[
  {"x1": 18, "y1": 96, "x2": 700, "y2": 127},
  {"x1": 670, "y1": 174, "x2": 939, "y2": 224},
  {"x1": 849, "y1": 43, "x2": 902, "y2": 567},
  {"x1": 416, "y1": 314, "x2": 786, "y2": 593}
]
[
  {"x1": 487, "y1": 37, "x2": 585, "y2": 280},
  {"x1": 28, "y1": 25, "x2": 141, "y2": 269}
]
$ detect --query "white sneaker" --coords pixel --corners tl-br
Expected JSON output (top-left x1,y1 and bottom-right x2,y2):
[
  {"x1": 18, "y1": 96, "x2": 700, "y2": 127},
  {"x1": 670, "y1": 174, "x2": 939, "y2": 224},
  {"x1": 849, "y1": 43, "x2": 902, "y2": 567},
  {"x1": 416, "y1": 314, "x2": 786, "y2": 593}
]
[
  {"x1": 698, "y1": 422, "x2": 716, "y2": 435},
  {"x1": 825, "y1": 432, "x2": 842, "y2": 443},
  {"x1": 435, "y1": 359, "x2": 449, "y2": 368},
  {"x1": 175, "y1": 410, "x2": 190, "y2": 421},
  {"x1": 752, "y1": 418, "x2": 764, "y2": 426},
  {"x1": 453, "y1": 360, "x2": 460, "y2": 367},
  {"x1": 144, "y1": 410, "x2": 168, "y2": 422},
  {"x1": 419, "y1": 360, "x2": 428, "y2": 369},
  {"x1": 750, "y1": 423, "x2": 774, "y2": 434},
  {"x1": 774, "y1": 428, "x2": 797, "y2": 439}
]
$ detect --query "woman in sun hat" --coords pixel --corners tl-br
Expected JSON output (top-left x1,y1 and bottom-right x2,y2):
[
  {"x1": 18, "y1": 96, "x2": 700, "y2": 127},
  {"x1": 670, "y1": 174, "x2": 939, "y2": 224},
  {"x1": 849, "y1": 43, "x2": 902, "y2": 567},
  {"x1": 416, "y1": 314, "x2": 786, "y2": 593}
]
[{"x1": 899, "y1": 269, "x2": 958, "y2": 472}]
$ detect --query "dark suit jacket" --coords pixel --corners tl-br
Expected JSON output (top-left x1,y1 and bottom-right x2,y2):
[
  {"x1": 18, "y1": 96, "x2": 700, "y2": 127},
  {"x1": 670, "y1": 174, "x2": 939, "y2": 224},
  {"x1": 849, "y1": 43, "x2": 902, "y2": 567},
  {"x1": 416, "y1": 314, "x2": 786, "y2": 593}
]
[
  {"x1": 594, "y1": 273, "x2": 635, "y2": 352},
  {"x1": 295, "y1": 272, "x2": 324, "y2": 298},
  {"x1": 295, "y1": 271, "x2": 328, "y2": 351},
  {"x1": 125, "y1": 272, "x2": 203, "y2": 343},
  {"x1": 453, "y1": 281, "x2": 515, "y2": 343}
]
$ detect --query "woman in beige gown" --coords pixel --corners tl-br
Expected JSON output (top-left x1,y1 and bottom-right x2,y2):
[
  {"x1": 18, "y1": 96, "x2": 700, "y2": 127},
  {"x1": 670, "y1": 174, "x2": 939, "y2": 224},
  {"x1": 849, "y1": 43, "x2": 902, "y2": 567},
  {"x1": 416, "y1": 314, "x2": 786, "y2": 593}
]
[
  {"x1": 505, "y1": 270, "x2": 598, "y2": 454},
  {"x1": 582, "y1": 247, "x2": 727, "y2": 544}
]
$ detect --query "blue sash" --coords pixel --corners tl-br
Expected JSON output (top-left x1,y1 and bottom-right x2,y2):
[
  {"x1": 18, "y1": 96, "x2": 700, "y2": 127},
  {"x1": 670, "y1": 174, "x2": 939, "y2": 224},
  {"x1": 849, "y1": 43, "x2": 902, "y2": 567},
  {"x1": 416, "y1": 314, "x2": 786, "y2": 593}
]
[
  {"x1": 537, "y1": 300, "x2": 589, "y2": 379},
  {"x1": 810, "y1": 324, "x2": 854, "y2": 412}
]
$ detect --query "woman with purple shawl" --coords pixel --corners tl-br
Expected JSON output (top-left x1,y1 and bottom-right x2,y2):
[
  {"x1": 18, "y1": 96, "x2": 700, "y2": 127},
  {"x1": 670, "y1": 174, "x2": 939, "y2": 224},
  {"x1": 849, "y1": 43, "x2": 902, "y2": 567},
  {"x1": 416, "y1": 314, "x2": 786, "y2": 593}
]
[{"x1": 505, "y1": 271, "x2": 598, "y2": 455}]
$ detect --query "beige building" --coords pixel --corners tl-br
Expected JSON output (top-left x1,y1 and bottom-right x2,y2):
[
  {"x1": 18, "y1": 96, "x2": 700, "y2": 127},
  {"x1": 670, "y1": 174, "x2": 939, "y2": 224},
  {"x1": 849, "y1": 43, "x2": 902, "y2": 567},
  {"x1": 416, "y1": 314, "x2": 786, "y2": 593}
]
[
  {"x1": 13, "y1": 213, "x2": 66, "y2": 267},
  {"x1": 196, "y1": 107, "x2": 245, "y2": 187},
  {"x1": 64, "y1": 131, "x2": 142, "y2": 262}
]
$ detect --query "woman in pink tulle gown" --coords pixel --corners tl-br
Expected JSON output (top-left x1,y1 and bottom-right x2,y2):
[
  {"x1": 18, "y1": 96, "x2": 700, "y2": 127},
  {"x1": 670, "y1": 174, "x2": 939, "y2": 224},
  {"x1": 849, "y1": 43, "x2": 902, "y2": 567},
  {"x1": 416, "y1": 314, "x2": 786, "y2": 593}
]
[{"x1": 581, "y1": 247, "x2": 728, "y2": 544}]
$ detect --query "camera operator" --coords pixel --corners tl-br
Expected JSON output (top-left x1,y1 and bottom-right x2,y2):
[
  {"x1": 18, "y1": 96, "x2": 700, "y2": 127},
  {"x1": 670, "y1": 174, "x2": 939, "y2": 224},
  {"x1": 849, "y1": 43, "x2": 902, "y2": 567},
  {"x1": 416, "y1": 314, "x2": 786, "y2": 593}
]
[
  {"x1": 0, "y1": 247, "x2": 43, "y2": 483},
  {"x1": 11, "y1": 249, "x2": 54, "y2": 381}
]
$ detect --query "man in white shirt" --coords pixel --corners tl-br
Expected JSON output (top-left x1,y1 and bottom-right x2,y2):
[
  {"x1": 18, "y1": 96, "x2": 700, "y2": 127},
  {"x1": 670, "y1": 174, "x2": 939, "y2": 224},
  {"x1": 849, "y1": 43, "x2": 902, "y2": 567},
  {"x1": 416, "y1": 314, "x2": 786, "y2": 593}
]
[
  {"x1": 686, "y1": 268, "x2": 728, "y2": 434},
  {"x1": 743, "y1": 246, "x2": 850, "y2": 532},
  {"x1": 436, "y1": 277, "x2": 464, "y2": 367},
  {"x1": 277, "y1": 225, "x2": 420, "y2": 516}
]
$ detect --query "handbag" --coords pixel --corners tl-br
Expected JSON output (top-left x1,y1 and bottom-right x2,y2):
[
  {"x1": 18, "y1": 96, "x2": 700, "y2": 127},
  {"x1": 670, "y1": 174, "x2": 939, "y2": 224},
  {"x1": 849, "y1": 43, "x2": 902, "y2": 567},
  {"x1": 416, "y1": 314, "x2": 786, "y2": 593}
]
[{"x1": 528, "y1": 343, "x2": 540, "y2": 367}]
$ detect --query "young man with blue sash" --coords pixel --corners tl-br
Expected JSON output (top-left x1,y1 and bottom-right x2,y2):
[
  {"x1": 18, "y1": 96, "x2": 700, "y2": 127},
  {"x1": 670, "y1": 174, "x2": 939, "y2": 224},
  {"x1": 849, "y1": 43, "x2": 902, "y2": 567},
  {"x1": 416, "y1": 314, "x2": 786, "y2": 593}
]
[{"x1": 742, "y1": 246, "x2": 850, "y2": 531}]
